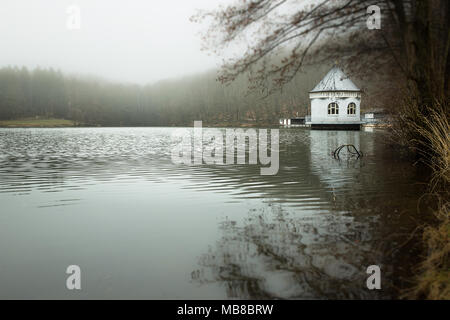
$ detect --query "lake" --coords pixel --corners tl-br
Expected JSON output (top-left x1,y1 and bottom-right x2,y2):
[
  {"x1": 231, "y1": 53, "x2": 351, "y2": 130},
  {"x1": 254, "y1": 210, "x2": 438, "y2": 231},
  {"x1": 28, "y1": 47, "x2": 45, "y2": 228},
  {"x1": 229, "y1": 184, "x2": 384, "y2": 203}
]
[{"x1": 0, "y1": 127, "x2": 427, "y2": 299}]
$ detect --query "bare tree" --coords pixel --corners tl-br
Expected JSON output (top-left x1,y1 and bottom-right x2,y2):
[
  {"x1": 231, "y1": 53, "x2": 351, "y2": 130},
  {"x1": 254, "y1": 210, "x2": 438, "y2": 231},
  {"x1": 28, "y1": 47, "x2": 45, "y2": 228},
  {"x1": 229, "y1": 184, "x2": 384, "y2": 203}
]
[{"x1": 194, "y1": 0, "x2": 449, "y2": 107}]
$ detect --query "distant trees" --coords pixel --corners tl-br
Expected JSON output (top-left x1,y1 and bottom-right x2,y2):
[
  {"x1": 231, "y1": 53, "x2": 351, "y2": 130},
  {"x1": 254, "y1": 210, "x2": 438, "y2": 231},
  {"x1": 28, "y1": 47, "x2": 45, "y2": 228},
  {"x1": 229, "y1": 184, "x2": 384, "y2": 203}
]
[
  {"x1": 0, "y1": 64, "x2": 332, "y2": 126},
  {"x1": 0, "y1": 66, "x2": 146, "y2": 126}
]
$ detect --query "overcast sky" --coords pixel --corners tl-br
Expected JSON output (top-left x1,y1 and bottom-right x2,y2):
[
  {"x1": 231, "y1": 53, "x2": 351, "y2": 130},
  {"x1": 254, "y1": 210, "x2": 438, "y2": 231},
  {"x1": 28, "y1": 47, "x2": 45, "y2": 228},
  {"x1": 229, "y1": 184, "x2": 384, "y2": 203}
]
[{"x1": 0, "y1": 0, "x2": 230, "y2": 84}]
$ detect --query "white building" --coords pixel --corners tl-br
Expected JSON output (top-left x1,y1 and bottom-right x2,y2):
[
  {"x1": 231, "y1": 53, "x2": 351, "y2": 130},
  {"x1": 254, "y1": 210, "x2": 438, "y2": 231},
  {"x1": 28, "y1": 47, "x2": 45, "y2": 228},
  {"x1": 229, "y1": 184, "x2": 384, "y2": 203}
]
[{"x1": 307, "y1": 66, "x2": 362, "y2": 130}]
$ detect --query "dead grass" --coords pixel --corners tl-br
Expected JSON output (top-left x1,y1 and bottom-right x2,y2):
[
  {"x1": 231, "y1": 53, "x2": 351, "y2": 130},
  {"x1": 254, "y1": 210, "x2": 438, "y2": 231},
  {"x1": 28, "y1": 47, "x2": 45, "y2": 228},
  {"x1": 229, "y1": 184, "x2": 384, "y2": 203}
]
[
  {"x1": 395, "y1": 100, "x2": 450, "y2": 300},
  {"x1": 405, "y1": 200, "x2": 450, "y2": 300},
  {"x1": 407, "y1": 105, "x2": 449, "y2": 190}
]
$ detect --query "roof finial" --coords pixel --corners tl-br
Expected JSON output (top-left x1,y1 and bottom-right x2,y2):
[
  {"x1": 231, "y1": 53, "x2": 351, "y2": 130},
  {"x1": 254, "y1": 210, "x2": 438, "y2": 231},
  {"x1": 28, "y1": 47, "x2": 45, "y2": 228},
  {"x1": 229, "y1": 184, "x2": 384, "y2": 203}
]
[{"x1": 334, "y1": 59, "x2": 340, "y2": 67}]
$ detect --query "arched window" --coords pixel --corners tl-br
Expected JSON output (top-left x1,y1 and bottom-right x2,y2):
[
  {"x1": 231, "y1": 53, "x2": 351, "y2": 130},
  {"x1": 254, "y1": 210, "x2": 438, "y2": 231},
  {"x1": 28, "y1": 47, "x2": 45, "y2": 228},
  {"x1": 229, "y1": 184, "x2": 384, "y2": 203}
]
[
  {"x1": 347, "y1": 103, "x2": 356, "y2": 115},
  {"x1": 328, "y1": 103, "x2": 339, "y2": 115}
]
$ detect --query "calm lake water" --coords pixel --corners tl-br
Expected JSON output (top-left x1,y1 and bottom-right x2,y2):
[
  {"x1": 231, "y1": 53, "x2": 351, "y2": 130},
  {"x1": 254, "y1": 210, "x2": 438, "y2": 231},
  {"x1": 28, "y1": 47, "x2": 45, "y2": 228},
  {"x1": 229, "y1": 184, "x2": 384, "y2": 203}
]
[{"x1": 0, "y1": 127, "x2": 427, "y2": 299}]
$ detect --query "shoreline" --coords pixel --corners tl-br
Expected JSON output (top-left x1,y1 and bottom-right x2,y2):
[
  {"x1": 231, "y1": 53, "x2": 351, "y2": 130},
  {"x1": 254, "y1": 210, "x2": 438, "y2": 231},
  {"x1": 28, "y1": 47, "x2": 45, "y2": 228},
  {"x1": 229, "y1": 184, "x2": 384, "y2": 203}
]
[{"x1": 0, "y1": 119, "x2": 391, "y2": 129}]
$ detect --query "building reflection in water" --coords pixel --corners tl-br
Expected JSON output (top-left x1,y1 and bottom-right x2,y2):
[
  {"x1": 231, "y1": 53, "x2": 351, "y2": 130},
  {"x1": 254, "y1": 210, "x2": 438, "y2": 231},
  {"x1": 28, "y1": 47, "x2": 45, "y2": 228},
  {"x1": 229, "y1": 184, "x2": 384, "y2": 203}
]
[{"x1": 191, "y1": 130, "x2": 421, "y2": 299}]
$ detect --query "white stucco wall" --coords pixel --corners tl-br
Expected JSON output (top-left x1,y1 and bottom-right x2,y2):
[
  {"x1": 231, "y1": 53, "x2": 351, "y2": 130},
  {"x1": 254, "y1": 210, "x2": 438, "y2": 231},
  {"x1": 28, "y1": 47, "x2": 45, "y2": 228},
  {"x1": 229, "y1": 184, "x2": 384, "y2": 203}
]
[{"x1": 309, "y1": 91, "x2": 361, "y2": 124}]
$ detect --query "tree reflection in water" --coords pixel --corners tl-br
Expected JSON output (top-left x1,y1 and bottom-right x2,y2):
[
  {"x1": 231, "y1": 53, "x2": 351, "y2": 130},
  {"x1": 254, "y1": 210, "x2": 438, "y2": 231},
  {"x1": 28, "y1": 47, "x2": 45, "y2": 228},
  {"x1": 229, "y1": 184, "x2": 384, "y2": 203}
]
[
  {"x1": 187, "y1": 129, "x2": 424, "y2": 299},
  {"x1": 192, "y1": 204, "x2": 391, "y2": 299}
]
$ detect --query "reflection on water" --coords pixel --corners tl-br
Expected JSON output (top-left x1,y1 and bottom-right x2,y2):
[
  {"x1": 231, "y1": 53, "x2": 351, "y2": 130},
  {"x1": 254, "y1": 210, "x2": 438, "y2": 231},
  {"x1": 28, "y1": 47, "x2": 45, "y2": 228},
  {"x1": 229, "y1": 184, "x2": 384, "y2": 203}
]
[
  {"x1": 0, "y1": 128, "x2": 426, "y2": 299},
  {"x1": 193, "y1": 205, "x2": 380, "y2": 299}
]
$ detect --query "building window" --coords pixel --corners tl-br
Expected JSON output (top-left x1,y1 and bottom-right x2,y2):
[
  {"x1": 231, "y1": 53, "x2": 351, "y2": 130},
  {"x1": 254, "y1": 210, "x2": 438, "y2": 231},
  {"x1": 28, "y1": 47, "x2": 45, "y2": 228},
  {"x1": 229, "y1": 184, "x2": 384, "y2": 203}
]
[
  {"x1": 328, "y1": 103, "x2": 339, "y2": 115},
  {"x1": 347, "y1": 103, "x2": 356, "y2": 115}
]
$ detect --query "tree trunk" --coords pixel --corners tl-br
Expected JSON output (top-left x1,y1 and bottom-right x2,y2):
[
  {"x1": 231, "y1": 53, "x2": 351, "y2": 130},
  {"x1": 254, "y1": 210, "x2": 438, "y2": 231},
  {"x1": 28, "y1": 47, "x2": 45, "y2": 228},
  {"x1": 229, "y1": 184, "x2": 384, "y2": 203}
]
[{"x1": 403, "y1": 0, "x2": 449, "y2": 108}]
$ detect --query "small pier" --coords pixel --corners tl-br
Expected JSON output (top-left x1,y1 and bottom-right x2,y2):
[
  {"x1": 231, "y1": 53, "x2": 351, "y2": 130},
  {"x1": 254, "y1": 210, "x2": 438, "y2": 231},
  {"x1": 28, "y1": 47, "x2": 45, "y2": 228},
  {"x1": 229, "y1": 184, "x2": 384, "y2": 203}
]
[{"x1": 279, "y1": 117, "x2": 311, "y2": 128}]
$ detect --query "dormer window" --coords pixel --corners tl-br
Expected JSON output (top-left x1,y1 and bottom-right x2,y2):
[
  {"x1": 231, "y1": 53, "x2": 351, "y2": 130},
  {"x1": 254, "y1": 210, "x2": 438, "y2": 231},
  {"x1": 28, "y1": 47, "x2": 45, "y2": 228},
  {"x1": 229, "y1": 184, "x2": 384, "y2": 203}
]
[
  {"x1": 347, "y1": 103, "x2": 356, "y2": 115},
  {"x1": 328, "y1": 103, "x2": 339, "y2": 115}
]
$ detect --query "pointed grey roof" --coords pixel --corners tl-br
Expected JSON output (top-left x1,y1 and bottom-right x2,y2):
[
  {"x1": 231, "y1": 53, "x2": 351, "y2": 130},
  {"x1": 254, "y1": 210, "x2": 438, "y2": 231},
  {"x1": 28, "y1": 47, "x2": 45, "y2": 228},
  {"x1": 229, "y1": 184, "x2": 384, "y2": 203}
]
[{"x1": 310, "y1": 66, "x2": 360, "y2": 92}]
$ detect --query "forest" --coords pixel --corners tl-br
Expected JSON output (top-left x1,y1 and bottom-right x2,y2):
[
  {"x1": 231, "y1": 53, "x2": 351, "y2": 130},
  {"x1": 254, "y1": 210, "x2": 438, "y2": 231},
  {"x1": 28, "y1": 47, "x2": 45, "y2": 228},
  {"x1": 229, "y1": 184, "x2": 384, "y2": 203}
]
[{"x1": 0, "y1": 64, "x2": 381, "y2": 127}]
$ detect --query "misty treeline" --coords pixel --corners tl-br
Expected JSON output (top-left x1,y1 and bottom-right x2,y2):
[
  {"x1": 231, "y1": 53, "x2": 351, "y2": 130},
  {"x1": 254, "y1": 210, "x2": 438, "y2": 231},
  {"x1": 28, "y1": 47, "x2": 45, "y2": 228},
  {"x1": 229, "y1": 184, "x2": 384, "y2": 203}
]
[{"x1": 0, "y1": 63, "x2": 379, "y2": 126}]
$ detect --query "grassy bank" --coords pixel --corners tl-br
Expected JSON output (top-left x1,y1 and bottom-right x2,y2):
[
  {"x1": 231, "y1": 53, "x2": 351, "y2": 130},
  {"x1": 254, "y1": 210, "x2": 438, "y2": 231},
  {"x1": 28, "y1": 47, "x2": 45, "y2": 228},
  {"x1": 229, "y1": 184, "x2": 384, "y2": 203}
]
[
  {"x1": 411, "y1": 201, "x2": 449, "y2": 299},
  {"x1": 395, "y1": 102, "x2": 449, "y2": 299},
  {"x1": 0, "y1": 118, "x2": 76, "y2": 128}
]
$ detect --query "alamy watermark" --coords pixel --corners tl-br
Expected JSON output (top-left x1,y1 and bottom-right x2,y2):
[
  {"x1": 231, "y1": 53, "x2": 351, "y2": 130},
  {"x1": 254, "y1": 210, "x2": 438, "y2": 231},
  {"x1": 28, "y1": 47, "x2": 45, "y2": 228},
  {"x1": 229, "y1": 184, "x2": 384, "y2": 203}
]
[
  {"x1": 367, "y1": 5, "x2": 381, "y2": 30},
  {"x1": 366, "y1": 265, "x2": 381, "y2": 290},
  {"x1": 66, "y1": 265, "x2": 81, "y2": 290},
  {"x1": 66, "y1": 4, "x2": 81, "y2": 30},
  {"x1": 64, "y1": 4, "x2": 380, "y2": 31},
  {"x1": 171, "y1": 121, "x2": 279, "y2": 175}
]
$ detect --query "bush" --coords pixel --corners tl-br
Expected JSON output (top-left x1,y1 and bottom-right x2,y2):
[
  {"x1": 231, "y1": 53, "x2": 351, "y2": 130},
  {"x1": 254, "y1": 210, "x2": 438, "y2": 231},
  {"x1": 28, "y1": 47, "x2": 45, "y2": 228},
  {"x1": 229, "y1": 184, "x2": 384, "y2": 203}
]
[{"x1": 395, "y1": 99, "x2": 450, "y2": 299}]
